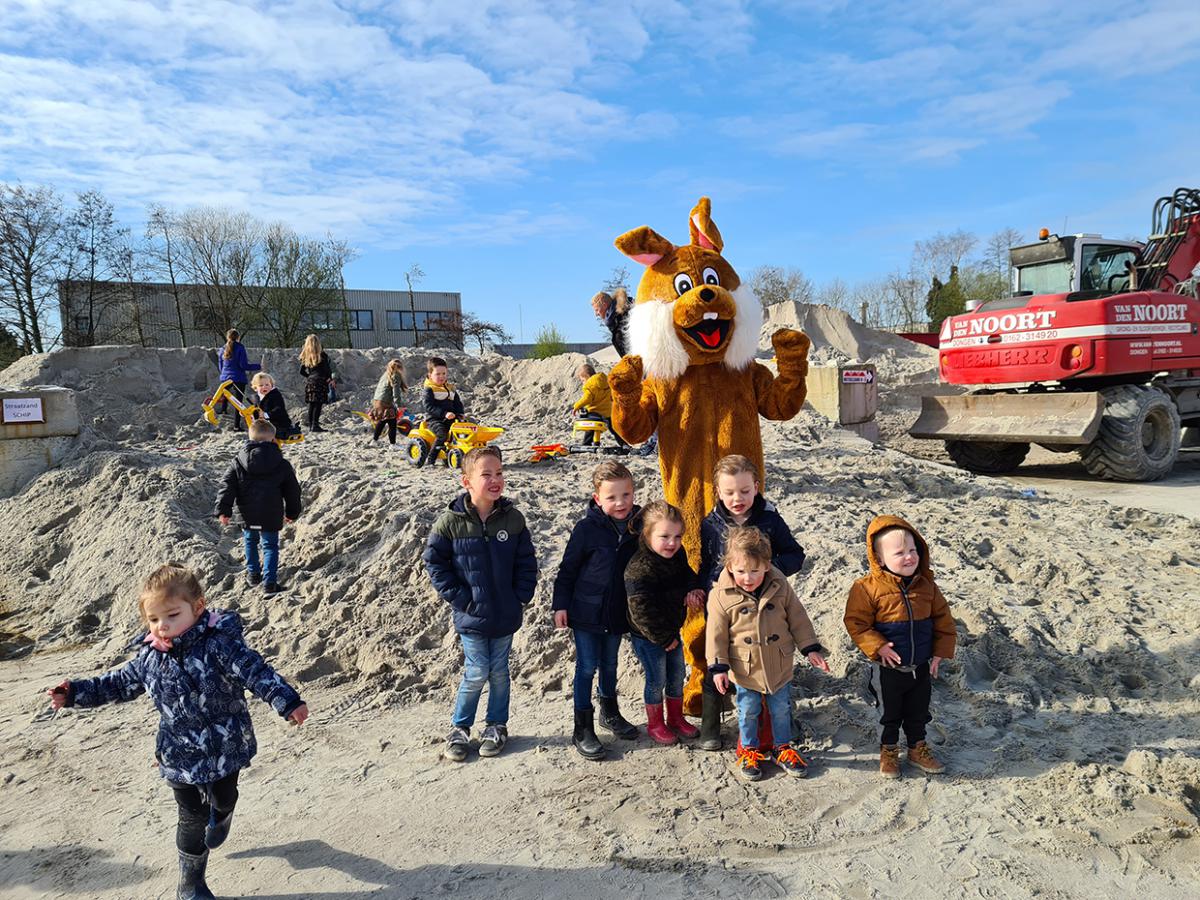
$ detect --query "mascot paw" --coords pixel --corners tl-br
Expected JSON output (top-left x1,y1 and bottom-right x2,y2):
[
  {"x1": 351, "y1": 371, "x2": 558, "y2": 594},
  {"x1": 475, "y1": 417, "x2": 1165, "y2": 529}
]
[
  {"x1": 771, "y1": 329, "x2": 811, "y2": 367},
  {"x1": 608, "y1": 355, "x2": 644, "y2": 396}
]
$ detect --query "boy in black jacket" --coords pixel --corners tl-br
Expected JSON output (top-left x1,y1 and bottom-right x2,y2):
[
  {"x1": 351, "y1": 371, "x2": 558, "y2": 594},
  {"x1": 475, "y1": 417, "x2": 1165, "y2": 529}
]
[
  {"x1": 250, "y1": 372, "x2": 301, "y2": 438},
  {"x1": 552, "y1": 461, "x2": 643, "y2": 760},
  {"x1": 217, "y1": 418, "x2": 303, "y2": 595},
  {"x1": 422, "y1": 356, "x2": 465, "y2": 448},
  {"x1": 699, "y1": 454, "x2": 806, "y2": 591}
]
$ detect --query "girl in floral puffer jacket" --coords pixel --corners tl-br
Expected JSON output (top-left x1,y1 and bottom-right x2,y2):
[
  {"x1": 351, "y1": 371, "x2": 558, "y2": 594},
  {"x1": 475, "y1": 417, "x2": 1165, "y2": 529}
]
[{"x1": 48, "y1": 564, "x2": 308, "y2": 900}]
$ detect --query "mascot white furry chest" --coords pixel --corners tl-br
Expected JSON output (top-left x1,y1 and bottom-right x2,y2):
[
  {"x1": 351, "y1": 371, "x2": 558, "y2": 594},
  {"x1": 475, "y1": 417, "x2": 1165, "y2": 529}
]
[{"x1": 608, "y1": 197, "x2": 811, "y2": 717}]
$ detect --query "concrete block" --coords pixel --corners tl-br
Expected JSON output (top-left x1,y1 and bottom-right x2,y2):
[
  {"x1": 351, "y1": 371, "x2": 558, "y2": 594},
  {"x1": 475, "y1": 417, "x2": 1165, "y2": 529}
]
[
  {"x1": 805, "y1": 364, "x2": 878, "y2": 425},
  {"x1": 0, "y1": 387, "x2": 80, "y2": 497}
]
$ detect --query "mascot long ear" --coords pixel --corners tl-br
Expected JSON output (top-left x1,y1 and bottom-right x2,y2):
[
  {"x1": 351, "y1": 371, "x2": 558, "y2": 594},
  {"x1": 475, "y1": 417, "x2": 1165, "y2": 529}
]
[
  {"x1": 688, "y1": 196, "x2": 723, "y2": 253},
  {"x1": 615, "y1": 226, "x2": 675, "y2": 267}
]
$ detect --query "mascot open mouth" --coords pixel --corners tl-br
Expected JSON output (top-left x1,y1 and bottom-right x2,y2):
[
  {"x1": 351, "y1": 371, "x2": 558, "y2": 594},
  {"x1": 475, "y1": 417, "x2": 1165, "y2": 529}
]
[{"x1": 683, "y1": 317, "x2": 730, "y2": 350}]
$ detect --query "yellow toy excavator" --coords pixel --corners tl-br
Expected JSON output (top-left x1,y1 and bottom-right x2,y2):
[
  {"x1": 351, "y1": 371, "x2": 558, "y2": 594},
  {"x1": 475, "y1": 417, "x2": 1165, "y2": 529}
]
[{"x1": 202, "y1": 380, "x2": 304, "y2": 445}]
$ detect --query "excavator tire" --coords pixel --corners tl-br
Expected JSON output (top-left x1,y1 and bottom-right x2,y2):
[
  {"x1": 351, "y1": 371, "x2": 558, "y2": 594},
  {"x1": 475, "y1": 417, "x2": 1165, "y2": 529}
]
[
  {"x1": 1080, "y1": 385, "x2": 1180, "y2": 481},
  {"x1": 945, "y1": 440, "x2": 1030, "y2": 475}
]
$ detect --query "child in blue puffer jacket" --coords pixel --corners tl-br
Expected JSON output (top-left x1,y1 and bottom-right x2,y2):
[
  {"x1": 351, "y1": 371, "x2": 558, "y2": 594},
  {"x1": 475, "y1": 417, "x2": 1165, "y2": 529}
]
[{"x1": 48, "y1": 564, "x2": 308, "y2": 900}]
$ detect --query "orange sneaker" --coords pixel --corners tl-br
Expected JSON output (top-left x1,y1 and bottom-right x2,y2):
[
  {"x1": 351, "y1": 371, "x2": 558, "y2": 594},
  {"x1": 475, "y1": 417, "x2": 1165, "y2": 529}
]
[
  {"x1": 880, "y1": 744, "x2": 901, "y2": 779},
  {"x1": 907, "y1": 741, "x2": 945, "y2": 774},
  {"x1": 736, "y1": 747, "x2": 767, "y2": 782},
  {"x1": 774, "y1": 743, "x2": 808, "y2": 778}
]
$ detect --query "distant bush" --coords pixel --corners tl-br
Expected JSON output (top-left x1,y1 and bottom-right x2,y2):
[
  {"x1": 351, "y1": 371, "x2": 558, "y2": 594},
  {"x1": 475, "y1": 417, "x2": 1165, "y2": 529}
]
[{"x1": 529, "y1": 323, "x2": 567, "y2": 359}]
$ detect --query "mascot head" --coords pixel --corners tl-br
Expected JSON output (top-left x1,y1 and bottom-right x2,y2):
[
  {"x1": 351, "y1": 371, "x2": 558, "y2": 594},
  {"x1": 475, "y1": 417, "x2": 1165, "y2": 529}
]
[{"x1": 615, "y1": 196, "x2": 761, "y2": 381}]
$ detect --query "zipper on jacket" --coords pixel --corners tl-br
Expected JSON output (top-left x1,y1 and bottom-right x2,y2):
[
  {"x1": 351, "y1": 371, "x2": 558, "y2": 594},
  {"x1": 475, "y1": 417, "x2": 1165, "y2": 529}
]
[{"x1": 899, "y1": 580, "x2": 916, "y2": 671}]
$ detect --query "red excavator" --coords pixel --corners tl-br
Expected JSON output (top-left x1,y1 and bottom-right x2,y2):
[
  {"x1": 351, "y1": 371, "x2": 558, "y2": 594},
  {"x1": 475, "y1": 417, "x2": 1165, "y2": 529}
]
[{"x1": 911, "y1": 187, "x2": 1200, "y2": 480}]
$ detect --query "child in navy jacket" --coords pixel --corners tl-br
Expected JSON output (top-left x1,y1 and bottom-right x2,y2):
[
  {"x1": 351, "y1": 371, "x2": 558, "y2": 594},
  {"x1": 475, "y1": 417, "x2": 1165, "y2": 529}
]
[
  {"x1": 48, "y1": 564, "x2": 307, "y2": 900},
  {"x1": 552, "y1": 460, "x2": 643, "y2": 759},
  {"x1": 699, "y1": 454, "x2": 806, "y2": 591}
]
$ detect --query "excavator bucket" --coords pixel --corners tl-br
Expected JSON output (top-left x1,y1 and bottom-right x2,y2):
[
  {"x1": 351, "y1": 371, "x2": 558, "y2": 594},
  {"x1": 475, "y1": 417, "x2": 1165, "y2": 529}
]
[{"x1": 910, "y1": 392, "x2": 1104, "y2": 445}]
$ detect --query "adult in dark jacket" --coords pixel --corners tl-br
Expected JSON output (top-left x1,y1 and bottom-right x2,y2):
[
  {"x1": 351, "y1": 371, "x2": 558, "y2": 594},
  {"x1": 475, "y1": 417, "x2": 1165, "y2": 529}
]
[
  {"x1": 217, "y1": 329, "x2": 260, "y2": 431},
  {"x1": 298, "y1": 334, "x2": 334, "y2": 432},
  {"x1": 47, "y1": 564, "x2": 306, "y2": 900},
  {"x1": 699, "y1": 493, "x2": 806, "y2": 591},
  {"x1": 592, "y1": 288, "x2": 631, "y2": 357},
  {"x1": 424, "y1": 449, "x2": 538, "y2": 761},
  {"x1": 552, "y1": 488, "x2": 643, "y2": 756},
  {"x1": 216, "y1": 420, "x2": 303, "y2": 594}
]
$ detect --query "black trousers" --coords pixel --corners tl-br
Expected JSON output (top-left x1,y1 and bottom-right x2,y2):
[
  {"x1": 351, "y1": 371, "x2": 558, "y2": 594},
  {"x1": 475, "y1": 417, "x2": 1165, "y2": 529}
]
[
  {"x1": 169, "y1": 770, "x2": 240, "y2": 854},
  {"x1": 878, "y1": 663, "x2": 932, "y2": 746},
  {"x1": 429, "y1": 418, "x2": 452, "y2": 446},
  {"x1": 373, "y1": 419, "x2": 397, "y2": 443},
  {"x1": 220, "y1": 382, "x2": 248, "y2": 430},
  {"x1": 307, "y1": 401, "x2": 323, "y2": 429}
]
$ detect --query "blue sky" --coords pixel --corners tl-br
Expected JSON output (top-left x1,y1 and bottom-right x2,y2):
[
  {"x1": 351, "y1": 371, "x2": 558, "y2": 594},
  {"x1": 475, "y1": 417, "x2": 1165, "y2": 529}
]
[{"x1": 2, "y1": 0, "x2": 1199, "y2": 342}]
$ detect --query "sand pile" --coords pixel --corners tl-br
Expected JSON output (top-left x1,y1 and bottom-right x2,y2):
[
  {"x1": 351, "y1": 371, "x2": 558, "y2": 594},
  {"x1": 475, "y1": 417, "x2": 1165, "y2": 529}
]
[
  {"x1": 2, "y1": 346, "x2": 1199, "y2": 896},
  {"x1": 761, "y1": 301, "x2": 938, "y2": 385}
]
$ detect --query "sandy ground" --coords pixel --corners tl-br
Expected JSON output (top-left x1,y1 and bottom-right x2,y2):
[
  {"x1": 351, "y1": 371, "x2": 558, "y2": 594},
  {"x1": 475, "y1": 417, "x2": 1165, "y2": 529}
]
[{"x1": 2, "y1": 329, "x2": 1199, "y2": 899}]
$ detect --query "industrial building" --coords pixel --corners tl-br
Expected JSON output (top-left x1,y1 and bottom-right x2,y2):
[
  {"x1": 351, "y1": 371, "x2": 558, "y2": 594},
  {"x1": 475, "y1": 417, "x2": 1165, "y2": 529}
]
[{"x1": 58, "y1": 280, "x2": 462, "y2": 350}]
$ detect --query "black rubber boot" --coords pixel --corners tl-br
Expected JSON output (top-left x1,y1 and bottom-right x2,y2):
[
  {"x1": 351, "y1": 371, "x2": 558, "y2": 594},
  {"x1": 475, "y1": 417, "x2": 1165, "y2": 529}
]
[
  {"x1": 573, "y1": 707, "x2": 606, "y2": 760},
  {"x1": 699, "y1": 677, "x2": 723, "y2": 751},
  {"x1": 204, "y1": 808, "x2": 234, "y2": 850},
  {"x1": 177, "y1": 849, "x2": 215, "y2": 900},
  {"x1": 597, "y1": 695, "x2": 639, "y2": 740}
]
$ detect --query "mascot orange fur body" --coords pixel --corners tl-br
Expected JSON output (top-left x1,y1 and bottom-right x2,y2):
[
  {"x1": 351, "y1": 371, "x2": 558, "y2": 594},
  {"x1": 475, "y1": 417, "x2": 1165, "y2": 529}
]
[{"x1": 608, "y1": 198, "x2": 810, "y2": 716}]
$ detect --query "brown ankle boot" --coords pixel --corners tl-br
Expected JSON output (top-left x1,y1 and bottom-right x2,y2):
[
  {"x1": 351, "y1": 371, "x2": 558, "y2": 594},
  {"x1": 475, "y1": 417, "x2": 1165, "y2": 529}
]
[
  {"x1": 880, "y1": 744, "x2": 901, "y2": 779},
  {"x1": 907, "y1": 741, "x2": 945, "y2": 774}
]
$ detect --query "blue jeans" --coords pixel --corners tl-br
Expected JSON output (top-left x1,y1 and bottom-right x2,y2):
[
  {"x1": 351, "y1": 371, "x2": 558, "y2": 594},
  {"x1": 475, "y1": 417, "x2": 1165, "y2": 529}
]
[
  {"x1": 735, "y1": 684, "x2": 793, "y2": 748},
  {"x1": 630, "y1": 635, "x2": 685, "y2": 704},
  {"x1": 452, "y1": 633, "x2": 513, "y2": 729},
  {"x1": 572, "y1": 630, "x2": 622, "y2": 710},
  {"x1": 243, "y1": 529, "x2": 279, "y2": 583}
]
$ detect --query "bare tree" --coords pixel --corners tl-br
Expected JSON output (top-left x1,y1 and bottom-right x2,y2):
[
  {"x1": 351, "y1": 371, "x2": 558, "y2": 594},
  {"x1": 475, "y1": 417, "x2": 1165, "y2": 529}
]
[
  {"x1": 849, "y1": 278, "x2": 886, "y2": 327},
  {"x1": 815, "y1": 277, "x2": 852, "y2": 313},
  {"x1": 982, "y1": 227, "x2": 1025, "y2": 289},
  {"x1": 145, "y1": 204, "x2": 189, "y2": 347},
  {"x1": 175, "y1": 207, "x2": 261, "y2": 342},
  {"x1": 63, "y1": 190, "x2": 129, "y2": 345},
  {"x1": 459, "y1": 312, "x2": 511, "y2": 353},
  {"x1": 912, "y1": 229, "x2": 978, "y2": 284},
  {"x1": 603, "y1": 265, "x2": 632, "y2": 295},
  {"x1": 749, "y1": 265, "x2": 814, "y2": 309},
  {"x1": 880, "y1": 270, "x2": 926, "y2": 331},
  {"x1": 0, "y1": 183, "x2": 67, "y2": 353},
  {"x1": 404, "y1": 262, "x2": 424, "y2": 348},
  {"x1": 249, "y1": 223, "x2": 353, "y2": 348},
  {"x1": 108, "y1": 231, "x2": 151, "y2": 346}
]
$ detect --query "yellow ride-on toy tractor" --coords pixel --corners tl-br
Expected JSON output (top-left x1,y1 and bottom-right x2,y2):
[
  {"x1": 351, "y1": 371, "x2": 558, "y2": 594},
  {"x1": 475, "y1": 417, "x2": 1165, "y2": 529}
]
[
  {"x1": 570, "y1": 410, "x2": 629, "y2": 455},
  {"x1": 405, "y1": 420, "x2": 504, "y2": 469},
  {"x1": 202, "y1": 380, "x2": 304, "y2": 445}
]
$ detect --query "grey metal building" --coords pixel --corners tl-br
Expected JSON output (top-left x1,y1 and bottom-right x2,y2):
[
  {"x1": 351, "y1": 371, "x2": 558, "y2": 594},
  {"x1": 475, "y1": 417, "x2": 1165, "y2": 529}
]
[{"x1": 58, "y1": 280, "x2": 463, "y2": 350}]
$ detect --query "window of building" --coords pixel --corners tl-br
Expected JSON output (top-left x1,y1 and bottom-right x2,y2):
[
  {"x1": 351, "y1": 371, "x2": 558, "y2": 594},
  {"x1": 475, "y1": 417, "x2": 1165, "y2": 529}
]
[
  {"x1": 386, "y1": 310, "x2": 459, "y2": 331},
  {"x1": 302, "y1": 309, "x2": 347, "y2": 331},
  {"x1": 386, "y1": 310, "x2": 410, "y2": 330},
  {"x1": 74, "y1": 315, "x2": 91, "y2": 332},
  {"x1": 349, "y1": 310, "x2": 373, "y2": 331}
]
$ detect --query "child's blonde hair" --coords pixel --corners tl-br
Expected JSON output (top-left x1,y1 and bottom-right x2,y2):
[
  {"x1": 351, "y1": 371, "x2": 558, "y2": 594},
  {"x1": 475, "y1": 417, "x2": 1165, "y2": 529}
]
[
  {"x1": 640, "y1": 500, "x2": 683, "y2": 540},
  {"x1": 248, "y1": 418, "x2": 276, "y2": 441},
  {"x1": 714, "y1": 453, "x2": 759, "y2": 485},
  {"x1": 591, "y1": 460, "x2": 633, "y2": 493},
  {"x1": 250, "y1": 371, "x2": 274, "y2": 390},
  {"x1": 723, "y1": 526, "x2": 772, "y2": 569},
  {"x1": 299, "y1": 334, "x2": 322, "y2": 368},
  {"x1": 386, "y1": 358, "x2": 408, "y2": 391},
  {"x1": 138, "y1": 564, "x2": 205, "y2": 624},
  {"x1": 590, "y1": 291, "x2": 612, "y2": 315},
  {"x1": 462, "y1": 445, "x2": 502, "y2": 478}
]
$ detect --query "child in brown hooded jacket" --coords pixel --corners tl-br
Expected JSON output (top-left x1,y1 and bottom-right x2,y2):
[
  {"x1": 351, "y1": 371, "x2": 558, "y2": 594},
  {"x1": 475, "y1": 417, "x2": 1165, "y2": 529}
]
[
  {"x1": 844, "y1": 514, "x2": 957, "y2": 779},
  {"x1": 707, "y1": 527, "x2": 828, "y2": 782}
]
